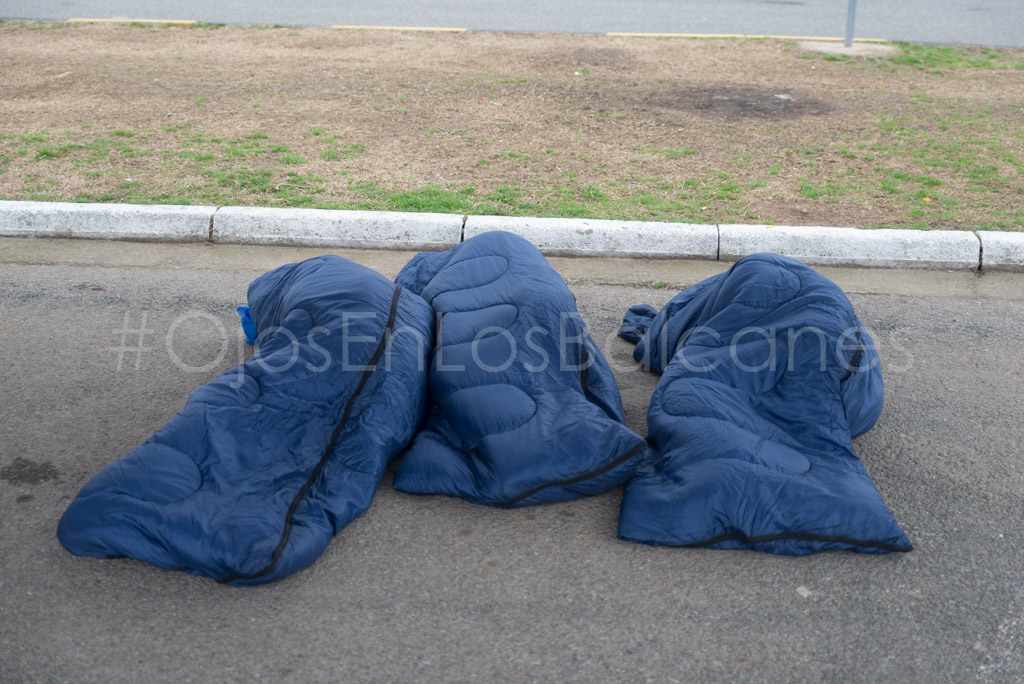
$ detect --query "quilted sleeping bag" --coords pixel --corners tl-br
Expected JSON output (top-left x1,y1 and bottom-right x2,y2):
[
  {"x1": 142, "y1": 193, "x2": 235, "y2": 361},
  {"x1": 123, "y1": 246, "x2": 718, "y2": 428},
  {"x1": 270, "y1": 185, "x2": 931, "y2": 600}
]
[
  {"x1": 617, "y1": 253, "x2": 911, "y2": 554},
  {"x1": 58, "y1": 255, "x2": 434, "y2": 585},
  {"x1": 393, "y1": 231, "x2": 645, "y2": 506}
]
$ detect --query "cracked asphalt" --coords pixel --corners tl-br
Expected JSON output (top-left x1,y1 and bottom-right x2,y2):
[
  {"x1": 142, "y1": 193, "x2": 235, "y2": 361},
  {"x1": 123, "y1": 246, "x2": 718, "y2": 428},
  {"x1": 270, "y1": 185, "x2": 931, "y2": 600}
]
[{"x1": 1, "y1": 238, "x2": 1022, "y2": 682}]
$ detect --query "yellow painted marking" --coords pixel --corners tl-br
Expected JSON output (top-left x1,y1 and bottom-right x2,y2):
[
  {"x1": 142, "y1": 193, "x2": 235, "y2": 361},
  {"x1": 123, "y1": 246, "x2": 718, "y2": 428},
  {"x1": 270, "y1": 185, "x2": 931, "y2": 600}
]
[
  {"x1": 68, "y1": 18, "x2": 196, "y2": 25},
  {"x1": 606, "y1": 32, "x2": 886, "y2": 43},
  {"x1": 332, "y1": 25, "x2": 467, "y2": 33}
]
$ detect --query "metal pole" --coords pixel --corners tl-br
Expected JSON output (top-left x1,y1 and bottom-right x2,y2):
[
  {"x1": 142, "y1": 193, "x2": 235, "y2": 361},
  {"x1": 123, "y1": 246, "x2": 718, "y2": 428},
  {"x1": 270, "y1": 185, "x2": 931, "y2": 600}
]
[{"x1": 844, "y1": 0, "x2": 858, "y2": 47}]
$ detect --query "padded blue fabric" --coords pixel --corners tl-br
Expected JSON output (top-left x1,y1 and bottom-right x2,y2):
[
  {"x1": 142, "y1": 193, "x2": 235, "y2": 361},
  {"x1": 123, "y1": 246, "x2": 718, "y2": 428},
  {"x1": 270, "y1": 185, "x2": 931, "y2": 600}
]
[
  {"x1": 393, "y1": 231, "x2": 645, "y2": 506},
  {"x1": 618, "y1": 254, "x2": 911, "y2": 554},
  {"x1": 58, "y1": 256, "x2": 433, "y2": 585}
]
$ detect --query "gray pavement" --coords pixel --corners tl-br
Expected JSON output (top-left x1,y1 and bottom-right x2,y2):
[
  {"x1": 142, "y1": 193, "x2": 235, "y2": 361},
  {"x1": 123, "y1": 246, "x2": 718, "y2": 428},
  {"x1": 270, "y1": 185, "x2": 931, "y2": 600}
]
[
  {"x1": 1, "y1": 237, "x2": 1023, "y2": 682},
  {"x1": 1, "y1": 0, "x2": 1023, "y2": 48}
]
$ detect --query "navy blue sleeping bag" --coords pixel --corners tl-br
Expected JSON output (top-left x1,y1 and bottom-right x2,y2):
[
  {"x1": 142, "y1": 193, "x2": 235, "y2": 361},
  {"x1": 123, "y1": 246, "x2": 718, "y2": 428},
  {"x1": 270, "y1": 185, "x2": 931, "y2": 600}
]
[
  {"x1": 58, "y1": 256, "x2": 433, "y2": 585},
  {"x1": 393, "y1": 231, "x2": 645, "y2": 506},
  {"x1": 618, "y1": 253, "x2": 911, "y2": 554}
]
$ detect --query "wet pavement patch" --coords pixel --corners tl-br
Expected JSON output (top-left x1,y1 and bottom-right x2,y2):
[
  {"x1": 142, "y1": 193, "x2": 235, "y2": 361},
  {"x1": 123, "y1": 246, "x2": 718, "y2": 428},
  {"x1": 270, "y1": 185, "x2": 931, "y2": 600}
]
[{"x1": 1, "y1": 457, "x2": 60, "y2": 485}]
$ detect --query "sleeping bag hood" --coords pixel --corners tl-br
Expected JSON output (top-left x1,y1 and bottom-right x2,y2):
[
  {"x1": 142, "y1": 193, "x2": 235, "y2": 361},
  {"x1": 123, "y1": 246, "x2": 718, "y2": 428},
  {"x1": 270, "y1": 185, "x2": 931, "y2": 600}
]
[
  {"x1": 617, "y1": 253, "x2": 912, "y2": 555},
  {"x1": 392, "y1": 231, "x2": 645, "y2": 506},
  {"x1": 58, "y1": 255, "x2": 434, "y2": 585}
]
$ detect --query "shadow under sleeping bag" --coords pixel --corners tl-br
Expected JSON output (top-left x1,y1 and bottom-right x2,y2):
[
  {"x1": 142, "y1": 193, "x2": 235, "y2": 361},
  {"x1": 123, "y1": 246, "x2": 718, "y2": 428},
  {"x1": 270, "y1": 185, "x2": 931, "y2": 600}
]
[
  {"x1": 618, "y1": 253, "x2": 911, "y2": 554},
  {"x1": 392, "y1": 231, "x2": 645, "y2": 507},
  {"x1": 58, "y1": 255, "x2": 433, "y2": 585}
]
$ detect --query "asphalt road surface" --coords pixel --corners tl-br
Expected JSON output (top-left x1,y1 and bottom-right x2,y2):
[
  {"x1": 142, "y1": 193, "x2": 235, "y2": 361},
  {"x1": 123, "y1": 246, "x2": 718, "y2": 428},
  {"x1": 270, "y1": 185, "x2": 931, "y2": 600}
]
[
  {"x1": 1, "y1": 0, "x2": 1023, "y2": 47},
  {"x1": 1, "y1": 237, "x2": 1023, "y2": 681}
]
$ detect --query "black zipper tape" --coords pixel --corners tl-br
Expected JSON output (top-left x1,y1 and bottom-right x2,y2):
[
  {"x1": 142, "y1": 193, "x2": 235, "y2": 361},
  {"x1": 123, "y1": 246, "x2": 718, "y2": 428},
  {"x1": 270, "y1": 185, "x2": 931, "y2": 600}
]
[
  {"x1": 219, "y1": 286, "x2": 403, "y2": 584},
  {"x1": 495, "y1": 440, "x2": 645, "y2": 508}
]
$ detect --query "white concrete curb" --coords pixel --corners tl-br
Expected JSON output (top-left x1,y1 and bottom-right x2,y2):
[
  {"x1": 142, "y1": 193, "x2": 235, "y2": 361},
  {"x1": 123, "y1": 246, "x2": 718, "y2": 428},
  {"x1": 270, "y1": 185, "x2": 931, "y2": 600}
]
[
  {"x1": 212, "y1": 206, "x2": 462, "y2": 250},
  {"x1": 464, "y1": 215, "x2": 718, "y2": 259},
  {"x1": 978, "y1": 231, "x2": 1024, "y2": 272},
  {"x1": 719, "y1": 224, "x2": 981, "y2": 270},
  {"x1": 0, "y1": 201, "x2": 214, "y2": 242},
  {"x1": 2, "y1": 200, "x2": 1023, "y2": 271}
]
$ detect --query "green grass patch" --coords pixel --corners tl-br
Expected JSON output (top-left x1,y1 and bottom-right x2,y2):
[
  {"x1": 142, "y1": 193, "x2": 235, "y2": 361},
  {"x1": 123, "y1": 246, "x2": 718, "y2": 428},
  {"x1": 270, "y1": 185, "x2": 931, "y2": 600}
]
[
  {"x1": 889, "y1": 43, "x2": 1024, "y2": 71},
  {"x1": 647, "y1": 146, "x2": 696, "y2": 159},
  {"x1": 340, "y1": 143, "x2": 366, "y2": 158},
  {"x1": 798, "y1": 179, "x2": 853, "y2": 200},
  {"x1": 205, "y1": 168, "x2": 275, "y2": 192}
]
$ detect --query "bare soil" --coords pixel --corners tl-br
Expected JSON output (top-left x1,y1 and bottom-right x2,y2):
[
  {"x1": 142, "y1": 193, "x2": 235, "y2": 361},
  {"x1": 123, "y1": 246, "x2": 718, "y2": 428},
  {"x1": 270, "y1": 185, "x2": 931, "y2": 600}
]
[{"x1": 1, "y1": 23, "x2": 1022, "y2": 229}]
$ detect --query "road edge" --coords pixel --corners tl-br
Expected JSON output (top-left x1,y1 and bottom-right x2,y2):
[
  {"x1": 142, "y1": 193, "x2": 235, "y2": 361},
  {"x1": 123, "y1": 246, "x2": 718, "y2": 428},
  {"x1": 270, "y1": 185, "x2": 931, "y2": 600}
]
[{"x1": 1, "y1": 200, "x2": 1022, "y2": 271}]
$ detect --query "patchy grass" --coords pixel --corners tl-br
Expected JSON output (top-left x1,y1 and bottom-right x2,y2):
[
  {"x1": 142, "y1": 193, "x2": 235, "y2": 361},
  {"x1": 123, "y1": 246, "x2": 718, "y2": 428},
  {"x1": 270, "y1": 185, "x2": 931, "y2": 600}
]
[
  {"x1": 647, "y1": 146, "x2": 696, "y2": 159},
  {"x1": 798, "y1": 179, "x2": 853, "y2": 200},
  {"x1": 801, "y1": 42, "x2": 1024, "y2": 75},
  {"x1": 339, "y1": 143, "x2": 366, "y2": 158},
  {"x1": 0, "y1": 23, "x2": 1021, "y2": 229},
  {"x1": 887, "y1": 43, "x2": 1024, "y2": 71},
  {"x1": 5, "y1": 111, "x2": 1016, "y2": 227}
]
